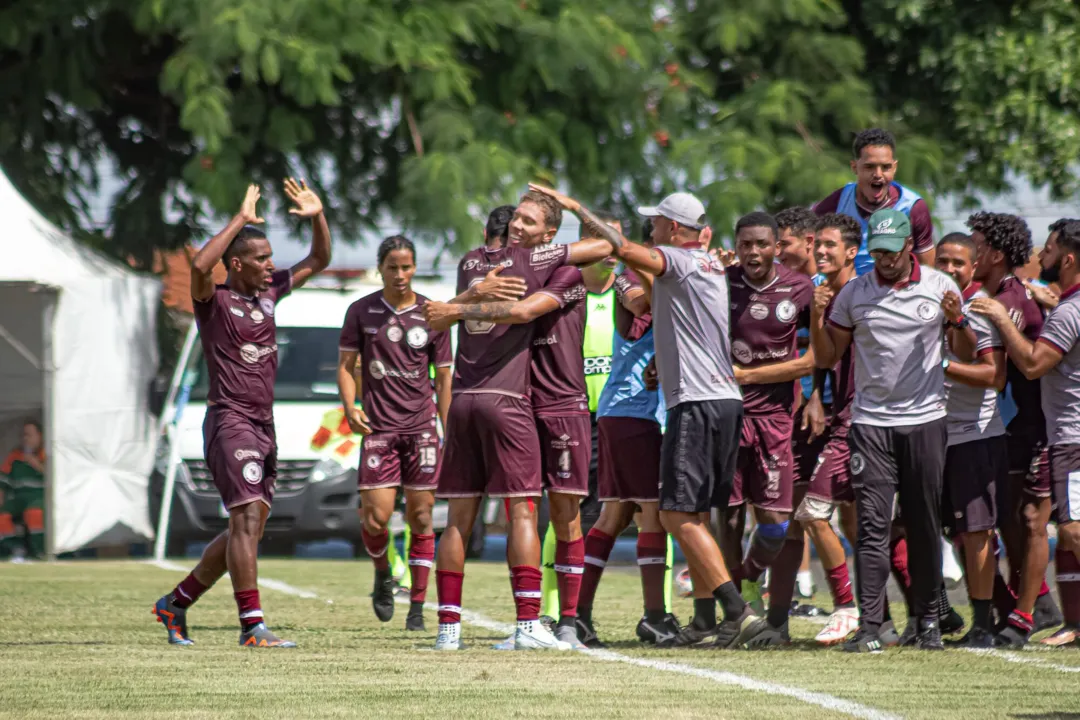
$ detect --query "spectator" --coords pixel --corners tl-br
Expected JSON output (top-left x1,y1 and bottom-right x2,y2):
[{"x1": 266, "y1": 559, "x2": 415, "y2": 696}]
[{"x1": 0, "y1": 420, "x2": 46, "y2": 561}]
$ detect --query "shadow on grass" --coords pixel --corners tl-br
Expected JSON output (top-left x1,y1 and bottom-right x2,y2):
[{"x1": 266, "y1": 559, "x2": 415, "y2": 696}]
[
  {"x1": 1010, "y1": 715, "x2": 1080, "y2": 719},
  {"x1": 0, "y1": 641, "x2": 107, "y2": 647}
]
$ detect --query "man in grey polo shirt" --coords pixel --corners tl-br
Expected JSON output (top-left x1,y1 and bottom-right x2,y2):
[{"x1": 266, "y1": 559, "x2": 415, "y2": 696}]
[
  {"x1": 812, "y1": 209, "x2": 977, "y2": 653},
  {"x1": 971, "y1": 220, "x2": 1080, "y2": 648},
  {"x1": 526, "y1": 183, "x2": 758, "y2": 649}
]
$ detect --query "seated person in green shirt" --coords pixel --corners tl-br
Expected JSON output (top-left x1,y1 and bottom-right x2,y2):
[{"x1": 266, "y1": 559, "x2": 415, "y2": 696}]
[{"x1": 0, "y1": 420, "x2": 46, "y2": 559}]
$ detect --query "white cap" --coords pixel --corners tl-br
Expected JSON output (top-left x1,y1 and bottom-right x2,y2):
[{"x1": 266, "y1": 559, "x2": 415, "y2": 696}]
[{"x1": 637, "y1": 192, "x2": 707, "y2": 229}]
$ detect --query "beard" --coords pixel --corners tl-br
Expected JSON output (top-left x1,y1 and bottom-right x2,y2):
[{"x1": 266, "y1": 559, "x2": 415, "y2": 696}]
[{"x1": 1040, "y1": 260, "x2": 1062, "y2": 284}]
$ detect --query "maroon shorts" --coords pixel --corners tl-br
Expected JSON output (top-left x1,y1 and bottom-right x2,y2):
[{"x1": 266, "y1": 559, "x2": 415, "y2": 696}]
[
  {"x1": 729, "y1": 413, "x2": 795, "y2": 512},
  {"x1": 943, "y1": 436, "x2": 1005, "y2": 534},
  {"x1": 597, "y1": 417, "x2": 662, "y2": 504},
  {"x1": 804, "y1": 422, "x2": 854, "y2": 505},
  {"x1": 792, "y1": 402, "x2": 830, "y2": 487},
  {"x1": 1023, "y1": 445, "x2": 1052, "y2": 498},
  {"x1": 1049, "y1": 444, "x2": 1080, "y2": 525},
  {"x1": 359, "y1": 431, "x2": 441, "y2": 491},
  {"x1": 537, "y1": 413, "x2": 591, "y2": 496},
  {"x1": 436, "y1": 392, "x2": 541, "y2": 499},
  {"x1": 203, "y1": 406, "x2": 277, "y2": 510}
]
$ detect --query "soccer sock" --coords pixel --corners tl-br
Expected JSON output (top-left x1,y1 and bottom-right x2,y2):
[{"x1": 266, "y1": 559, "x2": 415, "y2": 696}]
[
  {"x1": 637, "y1": 532, "x2": 668, "y2": 619},
  {"x1": 436, "y1": 570, "x2": 464, "y2": 625},
  {"x1": 362, "y1": 528, "x2": 391, "y2": 572},
  {"x1": 234, "y1": 589, "x2": 263, "y2": 631},
  {"x1": 889, "y1": 535, "x2": 915, "y2": 611},
  {"x1": 579, "y1": 529, "x2": 616, "y2": 623},
  {"x1": 939, "y1": 584, "x2": 953, "y2": 619},
  {"x1": 1055, "y1": 548, "x2": 1080, "y2": 625},
  {"x1": 170, "y1": 572, "x2": 209, "y2": 609},
  {"x1": 408, "y1": 533, "x2": 436, "y2": 604},
  {"x1": 712, "y1": 581, "x2": 747, "y2": 621},
  {"x1": 555, "y1": 538, "x2": 585, "y2": 622},
  {"x1": 825, "y1": 563, "x2": 856, "y2": 609},
  {"x1": 766, "y1": 535, "x2": 804, "y2": 628},
  {"x1": 693, "y1": 597, "x2": 717, "y2": 629},
  {"x1": 541, "y1": 524, "x2": 559, "y2": 619},
  {"x1": 740, "y1": 522, "x2": 789, "y2": 584},
  {"x1": 1039, "y1": 577, "x2": 1052, "y2": 598},
  {"x1": 511, "y1": 565, "x2": 543, "y2": 622},
  {"x1": 971, "y1": 599, "x2": 993, "y2": 632}
]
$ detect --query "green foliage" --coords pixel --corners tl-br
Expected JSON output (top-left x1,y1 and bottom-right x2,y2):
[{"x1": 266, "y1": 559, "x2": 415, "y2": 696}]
[{"x1": 0, "y1": 0, "x2": 1078, "y2": 263}]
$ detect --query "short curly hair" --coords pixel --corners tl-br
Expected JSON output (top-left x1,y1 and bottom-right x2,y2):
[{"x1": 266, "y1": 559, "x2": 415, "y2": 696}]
[
  {"x1": 814, "y1": 213, "x2": 862, "y2": 250},
  {"x1": 853, "y1": 128, "x2": 896, "y2": 160},
  {"x1": 519, "y1": 191, "x2": 563, "y2": 231},
  {"x1": 965, "y1": 212, "x2": 1032, "y2": 270},
  {"x1": 775, "y1": 207, "x2": 817, "y2": 236}
]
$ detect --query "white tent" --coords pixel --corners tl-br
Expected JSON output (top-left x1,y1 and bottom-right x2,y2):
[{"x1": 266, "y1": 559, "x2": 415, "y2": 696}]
[{"x1": 0, "y1": 170, "x2": 161, "y2": 554}]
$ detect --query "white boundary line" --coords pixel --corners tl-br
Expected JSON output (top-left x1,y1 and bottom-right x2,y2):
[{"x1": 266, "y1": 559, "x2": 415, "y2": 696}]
[
  {"x1": 963, "y1": 648, "x2": 1080, "y2": 674},
  {"x1": 147, "y1": 559, "x2": 898, "y2": 719}
]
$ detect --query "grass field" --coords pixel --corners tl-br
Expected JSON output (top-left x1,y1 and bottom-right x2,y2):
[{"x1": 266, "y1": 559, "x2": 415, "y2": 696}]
[{"x1": 1, "y1": 559, "x2": 1079, "y2": 719}]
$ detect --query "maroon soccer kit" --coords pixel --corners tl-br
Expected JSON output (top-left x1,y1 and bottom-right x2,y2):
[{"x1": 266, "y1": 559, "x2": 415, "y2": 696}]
[
  {"x1": 805, "y1": 332, "x2": 857, "y2": 507},
  {"x1": 193, "y1": 270, "x2": 292, "y2": 510},
  {"x1": 726, "y1": 265, "x2": 813, "y2": 513},
  {"x1": 338, "y1": 291, "x2": 452, "y2": 490}
]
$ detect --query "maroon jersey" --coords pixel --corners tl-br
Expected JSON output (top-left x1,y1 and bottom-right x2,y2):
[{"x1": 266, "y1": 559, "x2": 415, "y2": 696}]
[
  {"x1": 531, "y1": 266, "x2": 589, "y2": 414},
  {"x1": 815, "y1": 185, "x2": 935, "y2": 256},
  {"x1": 454, "y1": 244, "x2": 570, "y2": 395},
  {"x1": 825, "y1": 287, "x2": 857, "y2": 427},
  {"x1": 728, "y1": 264, "x2": 813, "y2": 415},
  {"x1": 614, "y1": 267, "x2": 652, "y2": 341},
  {"x1": 193, "y1": 270, "x2": 292, "y2": 423},
  {"x1": 339, "y1": 291, "x2": 452, "y2": 433},
  {"x1": 994, "y1": 274, "x2": 1046, "y2": 434}
]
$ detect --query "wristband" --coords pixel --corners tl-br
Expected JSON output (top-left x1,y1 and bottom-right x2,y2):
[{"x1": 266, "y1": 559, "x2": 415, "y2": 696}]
[{"x1": 947, "y1": 315, "x2": 970, "y2": 330}]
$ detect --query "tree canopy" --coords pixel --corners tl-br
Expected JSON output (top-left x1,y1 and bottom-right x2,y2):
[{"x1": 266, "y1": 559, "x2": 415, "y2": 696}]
[{"x1": 1, "y1": 0, "x2": 1078, "y2": 264}]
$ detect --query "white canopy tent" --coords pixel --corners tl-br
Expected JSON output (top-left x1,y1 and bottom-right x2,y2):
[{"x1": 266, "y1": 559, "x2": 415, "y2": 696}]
[{"x1": 0, "y1": 170, "x2": 161, "y2": 554}]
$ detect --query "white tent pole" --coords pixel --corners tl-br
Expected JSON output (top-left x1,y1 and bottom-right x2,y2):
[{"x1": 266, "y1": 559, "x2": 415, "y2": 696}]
[
  {"x1": 41, "y1": 289, "x2": 58, "y2": 560},
  {"x1": 153, "y1": 328, "x2": 199, "y2": 561}
]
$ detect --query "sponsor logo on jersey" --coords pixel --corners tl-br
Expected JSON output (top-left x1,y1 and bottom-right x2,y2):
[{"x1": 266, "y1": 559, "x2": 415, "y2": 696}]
[
  {"x1": 234, "y1": 449, "x2": 262, "y2": 461},
  {"x1": 732, "y1": 339, "x2": 753, "y2": 364},
  {"x1": 368, "y1": 360, "x2": 421, "y2": 381},
  {"x1": 242, "y1": 461, "x2": 263, "y2": 485},
  {"x1": 386, "y1": 325, "x2": 404, "y2": 343},
  {"x1": 407, "y1": 326, "x2": 429, "y2": 349},
  {"x1": 534, "y1": 335, "x2": 558, "y2": 346},
  {"x1": 368, "y1": 306, "x2": 386, "y2": 314},
  {"x1": 239, "y1": 343, "x2": 277, "y2": 364},
  {"x1": 463, "y1": 258, "x2": 514, "y2": 272},
  {"x1": 229, "y1": 306, "x2": 245, "y2": 318},
  {"x1": 530, "y1": 247, "x2": 564, "y2": 265},
  {"x1": 584, "y1": 356, "x2": 611, "y2": 376},
  {"x1": 749, "y1": 303, "x2": 769, "y2": 321}
]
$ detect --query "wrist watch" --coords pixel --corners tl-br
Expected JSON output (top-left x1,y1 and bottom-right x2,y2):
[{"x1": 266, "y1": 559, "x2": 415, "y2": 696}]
[{"x1": 942, "y1": 358, "x2": 951, "y2": 370}]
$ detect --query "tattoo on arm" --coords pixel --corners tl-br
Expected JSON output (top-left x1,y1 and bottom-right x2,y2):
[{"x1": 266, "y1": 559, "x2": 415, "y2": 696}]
[
  {"x1": 459, "y1": 301, "x2": 516, "y2": 321},
  {"x1": 578, "y1": 206, "x2": 625, "y2": 249},
  {"x1": 648, "y1": 249, "x2": 659, "y2": 261}
]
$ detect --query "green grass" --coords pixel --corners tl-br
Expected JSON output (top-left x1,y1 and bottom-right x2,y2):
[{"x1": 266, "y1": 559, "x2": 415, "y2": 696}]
[{"x1": 1, "y1": 559, "x2": 1078, "y2": 719}]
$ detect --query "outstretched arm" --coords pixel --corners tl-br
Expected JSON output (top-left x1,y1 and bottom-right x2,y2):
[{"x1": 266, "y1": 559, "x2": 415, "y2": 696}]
[
  {"x1": 424, "y1": 292, "x2": 561, "y2": 329},
  {"x1": 284, "y1": 178, "x2": 331, "y2": 289},
  {"x1": 736, "y1": 348, "x2": 815, "y2": 385},
  {"x1": 191, "y1": 184, "x2": 263, "y2": 301}
]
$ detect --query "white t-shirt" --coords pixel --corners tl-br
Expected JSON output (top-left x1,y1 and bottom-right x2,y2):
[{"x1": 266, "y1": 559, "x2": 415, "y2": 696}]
[{"x1": 944, "y1": 286, "x2": 1004, "y2": 446}]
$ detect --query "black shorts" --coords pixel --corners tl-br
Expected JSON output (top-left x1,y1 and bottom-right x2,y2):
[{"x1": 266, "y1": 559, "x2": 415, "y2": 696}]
[
  {"x1": 943, "y1": 436, "x2": 1006, "y2": 535},
  {"x1": 1049, "y1": 444, "x2": 1080, "y2": 525},
  {"x1": 659, "y1": 399, "x2": 743, "y2": 514}
]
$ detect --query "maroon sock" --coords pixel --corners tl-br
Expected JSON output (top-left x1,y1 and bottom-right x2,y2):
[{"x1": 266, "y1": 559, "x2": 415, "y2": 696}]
[
  {"x1": 170, "y1": 572, "x2": 209, "y2": 609},
  {"x1": 825, "y1": 562, "x2": 855, "y2": 608},
  {"x1": 579, "y1": 529, "x2": 615, "y2": 620},
  {"x1": 555, "y1": 538, "x2": 585, "y2": 619},
  {"x1": 436, "y1": 570, "x2": 464, "y2": 624},
  {"x1": 766, "y1": 536, "x2": 805, "y2": 627},
  {"x1": 511, "y1": 565, "x2": 543, "y2": 622},
  {"x1": 637, "y1": 532, "x2": 668, "y2": 614},
  {"x1": 890, "y1": 536, "x2": 914, "y2": 610},
  {"x1": 993, "y1": 569, "x2": 1018, "y2": 619},
  {"x1": 408, "y1": 533, "x2": 436, "y2": 604},
  {"x1": 1040, "y1": 577, "x2": 1051, "y2": 598},
  {"x1": 234, "y1": 589, "x2": 262, "y2": 631},
  {"x1": 361, "y1": 528, "x2": 391, "y2": 572},
  {"x1": 1056, "y1": 548, "x2": 1080, "y2": 625}
]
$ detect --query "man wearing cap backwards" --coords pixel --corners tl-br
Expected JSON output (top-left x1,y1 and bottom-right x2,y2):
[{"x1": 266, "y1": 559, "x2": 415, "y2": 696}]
[
  {"x1": 812, "y1": 209, "x2": 977, "y2": 653},
  {"x1": 528, "y1": 184, "x2": 760, "y2": 648}
]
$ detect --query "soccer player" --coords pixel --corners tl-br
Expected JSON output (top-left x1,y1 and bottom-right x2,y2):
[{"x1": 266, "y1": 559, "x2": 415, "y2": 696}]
[
  {"x1": 721, "y1": 213, "x2": 815, "y2": 649},
  {"x1": 967, "y1": 212, "x2": 1064, "y2": 638},
  {"x1": 793, "y1": 213, "x2": 864, "y2": 645},
  {"x1": 934, "y1": 233, "x2": 1008, "y2": 647},
  {"x1": 972, "y1": 220, "x2": 1080, "y2": 648},
  {"x1": 421, "y1": 190, "x2": 614, "y2": 651},
  {"x1": 337, "y1": 235, "x2": 452, "y2": 631},
  {"x1": 814, "y1": 128, "x2": 936, "y2": 273},
  {"x1": 813, "y1": 208, "x2": 976, "y2": 653},
  {"x1": 531, "y1": 185, "x2": 758, "y2": 648},
  {"x1": 152, "y1": 180, "x2": 331, "y2": 648}
]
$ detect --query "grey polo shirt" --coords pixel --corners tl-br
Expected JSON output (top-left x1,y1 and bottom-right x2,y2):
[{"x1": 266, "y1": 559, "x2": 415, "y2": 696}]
[
  {"x1": 828, "y1": 258, "x2": 961, "y2": 427},
  {"x1": 1038, "y1": 285, "x2": 1080, "y2": 446}
]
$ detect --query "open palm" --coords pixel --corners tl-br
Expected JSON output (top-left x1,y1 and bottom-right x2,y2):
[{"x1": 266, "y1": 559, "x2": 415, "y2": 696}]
[{"x1": 284, "y1": 177, "x2": 323, "y2": 218}]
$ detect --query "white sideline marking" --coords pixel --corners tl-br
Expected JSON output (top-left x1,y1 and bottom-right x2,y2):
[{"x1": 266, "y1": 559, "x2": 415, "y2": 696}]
[
  {"x1": 148, "y1": 560, "x2": 895, "y2": 719},
  {"x1": 964, "y1": 648, "x2": 1080, "y2": 674}
]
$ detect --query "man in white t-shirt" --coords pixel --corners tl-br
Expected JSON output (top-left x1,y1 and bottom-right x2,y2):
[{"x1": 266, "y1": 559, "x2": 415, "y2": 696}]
[{"x1": 812, "y1": 209, "x2": 977, "y2": 653}]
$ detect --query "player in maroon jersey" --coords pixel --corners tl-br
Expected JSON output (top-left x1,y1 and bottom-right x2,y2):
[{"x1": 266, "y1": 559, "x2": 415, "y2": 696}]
[
  {"x1": 717, "y1": 212, "x2": 814, "y2": 648},
  {"x1": 152, "y1": 180, "x2": 331, "y2": 648},
  {"x1": 968, "y1": 212, "x2": 1066, "y2": 644},
  {"x1": 422, "y1": 190, "x2": 614, "y2": 650},
  {"x1": 337, "y1": 236, "x2": 453, "y2": 631}
]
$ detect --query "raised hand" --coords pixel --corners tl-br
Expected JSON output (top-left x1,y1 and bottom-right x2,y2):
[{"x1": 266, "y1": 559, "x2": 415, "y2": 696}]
[
  {"x1": 526, "y1": 183, "x2": 580, "y2": 212},
  {"x1": 284, "y1": 177, "x2": 324, "y2": 218},
  {"x1": 940, "y1": 291, "x2": 964, "y2": 324},
  {"x1": 239, "y1": 184, "x2": 264, "y2": 225},
  {"x1": 812, "y1": 284, "x2": 834, "y2": 317}
]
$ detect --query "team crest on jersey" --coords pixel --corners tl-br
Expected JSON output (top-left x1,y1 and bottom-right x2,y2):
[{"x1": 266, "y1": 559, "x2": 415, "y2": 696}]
[
  {"x1": 850, "y1": 452, "x2": 865, "y2": 475},
  {"x1": 242, "y1": 461, "x2": 263, "y2": 485},
  {"x1": 369, "y1": 360, "x2": 387, "y2": 380},
  {"x1": 366, "y1": 454, "x2": 381, "y2": 469},
  {"x1": 259, "y1": 298, "x2": 275, "y2": 317},
  {"x1": 386, "y1": 325, "x2": 404, "y2": 343},
  {"x1": 407, "y1": 326, "x2": 429, "y2": 349},
  {"x1": 749, "y1": 303, "x2": 769, "y2": 321},
  {"x1": 229, "y1": 306, "x2": 245, "y2": 318},
  {"x1": 250, "y1": 308, "x2": 264, "y2": 323},
  {"x1": 916, "y1": 301, "x2": 937, "y2": 321},
  {"x1": 775, "y1": 300, "x2": 797, "y2": 323},
  {"x1": 732, "y1": 339, "x2": 753, "y2": 364}
]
